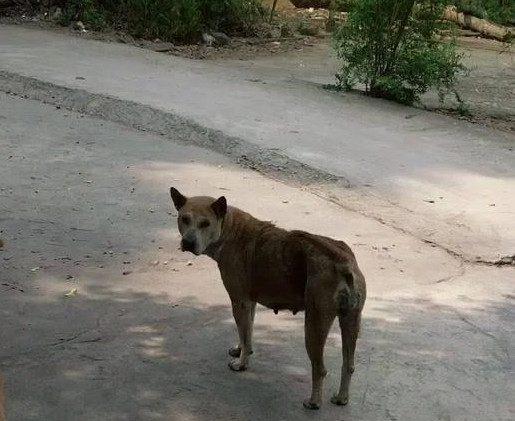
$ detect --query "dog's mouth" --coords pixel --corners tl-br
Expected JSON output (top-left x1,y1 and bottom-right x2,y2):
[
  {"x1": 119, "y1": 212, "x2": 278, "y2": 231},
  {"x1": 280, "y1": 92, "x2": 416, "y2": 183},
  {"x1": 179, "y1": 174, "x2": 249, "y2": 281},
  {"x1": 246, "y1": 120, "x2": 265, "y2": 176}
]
[{"x1": 180, "y1": 240, "x2": 200, "y2": 255}]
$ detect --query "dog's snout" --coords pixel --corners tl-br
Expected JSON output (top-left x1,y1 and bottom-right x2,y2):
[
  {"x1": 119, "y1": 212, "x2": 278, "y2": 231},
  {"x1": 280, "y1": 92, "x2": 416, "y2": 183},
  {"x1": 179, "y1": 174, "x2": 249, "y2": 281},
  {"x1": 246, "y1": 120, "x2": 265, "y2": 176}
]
[{"x1": 181, "y1": 238, "x2": 196, "y2": 253}]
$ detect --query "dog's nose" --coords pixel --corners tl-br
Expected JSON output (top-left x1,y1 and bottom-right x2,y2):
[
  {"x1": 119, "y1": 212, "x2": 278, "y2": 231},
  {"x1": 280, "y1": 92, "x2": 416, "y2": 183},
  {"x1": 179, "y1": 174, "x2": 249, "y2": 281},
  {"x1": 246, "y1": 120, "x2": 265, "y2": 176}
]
[{"x1": 181, "y1": 238, "x2": 196, "y2": 253}]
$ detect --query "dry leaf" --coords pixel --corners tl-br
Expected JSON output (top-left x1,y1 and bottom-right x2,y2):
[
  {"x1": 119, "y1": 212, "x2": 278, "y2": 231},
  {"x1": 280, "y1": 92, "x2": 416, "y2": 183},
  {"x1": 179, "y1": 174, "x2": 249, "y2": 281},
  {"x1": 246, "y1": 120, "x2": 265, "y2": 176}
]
[{"x1": 64, "y1": 288, "x2": 78, "y2": 298}]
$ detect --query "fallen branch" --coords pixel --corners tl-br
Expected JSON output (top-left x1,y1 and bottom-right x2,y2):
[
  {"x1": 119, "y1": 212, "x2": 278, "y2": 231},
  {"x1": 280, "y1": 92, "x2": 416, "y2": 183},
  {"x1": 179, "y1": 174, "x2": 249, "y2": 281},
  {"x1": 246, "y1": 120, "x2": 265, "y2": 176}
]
[{"x1": 443, "y1": 6, "x2": 512, "y2": 42}]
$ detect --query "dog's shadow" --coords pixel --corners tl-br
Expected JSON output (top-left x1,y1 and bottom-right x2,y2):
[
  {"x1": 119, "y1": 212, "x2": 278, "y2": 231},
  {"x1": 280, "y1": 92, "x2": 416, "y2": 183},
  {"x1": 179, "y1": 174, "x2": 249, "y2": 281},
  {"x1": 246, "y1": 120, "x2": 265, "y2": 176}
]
[{"x1": 2, "y1": 276, "x2": 511, "y2": 421}]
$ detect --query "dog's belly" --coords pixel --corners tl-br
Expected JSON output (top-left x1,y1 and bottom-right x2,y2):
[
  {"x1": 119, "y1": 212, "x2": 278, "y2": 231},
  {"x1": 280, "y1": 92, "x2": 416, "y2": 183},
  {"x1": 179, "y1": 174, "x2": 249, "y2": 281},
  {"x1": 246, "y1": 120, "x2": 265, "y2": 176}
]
[
  {"x1": 248, "y1": 229, "x2": 308, "y2": 314},
  {"x1": 258, "y1": 297, "x2": 305, "y2": 314},
  {"x1": 251, "y1": 276, "x2": 306, "y2": 314}
]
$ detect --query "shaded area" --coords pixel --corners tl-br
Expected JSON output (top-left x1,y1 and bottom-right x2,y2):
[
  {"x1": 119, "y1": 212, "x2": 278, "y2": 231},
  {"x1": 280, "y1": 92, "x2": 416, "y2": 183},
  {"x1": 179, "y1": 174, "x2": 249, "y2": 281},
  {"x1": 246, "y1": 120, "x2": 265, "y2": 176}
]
[
  {"x1": 1, "y1": 273, "x2": 513, "y2": 420},
  {"x1": 0, "y1": 92, "x2": 513, "y2": 420}
]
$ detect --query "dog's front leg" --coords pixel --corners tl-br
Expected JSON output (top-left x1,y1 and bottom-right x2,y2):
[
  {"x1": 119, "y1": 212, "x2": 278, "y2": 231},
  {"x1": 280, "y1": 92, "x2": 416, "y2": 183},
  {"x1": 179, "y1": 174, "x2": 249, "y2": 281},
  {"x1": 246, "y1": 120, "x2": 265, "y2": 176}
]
[{"x1": 228, "y1": 300, "x2": 256, "y2": 371}]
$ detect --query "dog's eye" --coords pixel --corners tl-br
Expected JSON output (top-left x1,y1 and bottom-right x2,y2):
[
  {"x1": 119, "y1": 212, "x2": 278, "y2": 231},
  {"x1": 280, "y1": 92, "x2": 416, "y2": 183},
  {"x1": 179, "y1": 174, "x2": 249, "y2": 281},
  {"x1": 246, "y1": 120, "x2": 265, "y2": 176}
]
[
  {"x1": 181, "y1": 215, "x2": 191, "y2": 225},
  {"x1": 198, "y1": 220, "x2": 210, "y2": 229}
]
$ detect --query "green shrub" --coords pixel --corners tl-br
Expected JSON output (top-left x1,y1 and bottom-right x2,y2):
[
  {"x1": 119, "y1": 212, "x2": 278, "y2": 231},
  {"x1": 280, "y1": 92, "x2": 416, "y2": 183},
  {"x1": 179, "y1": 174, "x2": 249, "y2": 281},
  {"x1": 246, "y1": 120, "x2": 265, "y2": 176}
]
[
  {"x1": 58, "y1": 0, "x2": 265, "y2": 42},
  {"x1": 59, "y1": 0, "x2": 112, "y2": 30},
  {"x1": 296, "y1": 18, "x2": 318, "y2": 36},
  {"x1": 125, "y1": 0, "x2": 265, "y2": 42},
  {"x1": 331, "y1": 0, "x2": 356, "y2": 11},
  {"x1": 333, "y1": 0, "x2": 466, "y2": 105},
  {"x1": 124, "y1": 0, "x2": 200, "y2": 41}
]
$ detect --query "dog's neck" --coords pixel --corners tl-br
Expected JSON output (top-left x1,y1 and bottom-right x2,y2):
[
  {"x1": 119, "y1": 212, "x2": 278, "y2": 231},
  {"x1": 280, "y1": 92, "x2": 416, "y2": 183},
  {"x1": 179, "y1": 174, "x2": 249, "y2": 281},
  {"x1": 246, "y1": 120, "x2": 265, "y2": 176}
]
[
  {"x1": 204, "y1": 219, "x2": 227, "y2": 260},
  {"x1": 204, "y1": 206, "x2": 272, "y2": 261},
  {"x1": 204, "y1": 206, "x2": 236, "y2": 260}
]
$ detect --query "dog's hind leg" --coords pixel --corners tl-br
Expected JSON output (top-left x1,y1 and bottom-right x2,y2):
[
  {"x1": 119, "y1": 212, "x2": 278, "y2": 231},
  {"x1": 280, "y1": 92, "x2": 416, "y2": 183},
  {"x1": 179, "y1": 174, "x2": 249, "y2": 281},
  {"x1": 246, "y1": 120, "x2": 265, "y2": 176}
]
[
  {"x1": 228, "y1": 300, "x2": 256, "y2": 371},
  {"x1": 303, "y1": 305, "x2": 335, "y2": 410},
  {"x1": 331, "y1": 312, "x2": 360, "y2": 406}
]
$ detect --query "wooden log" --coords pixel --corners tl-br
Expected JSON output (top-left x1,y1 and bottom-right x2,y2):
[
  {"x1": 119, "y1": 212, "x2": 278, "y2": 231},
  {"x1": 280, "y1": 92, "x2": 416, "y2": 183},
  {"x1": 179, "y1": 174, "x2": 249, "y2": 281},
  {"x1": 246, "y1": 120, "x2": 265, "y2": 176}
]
[{"x1": 443, "y1": 6, "x2": 512, "y2": 42}]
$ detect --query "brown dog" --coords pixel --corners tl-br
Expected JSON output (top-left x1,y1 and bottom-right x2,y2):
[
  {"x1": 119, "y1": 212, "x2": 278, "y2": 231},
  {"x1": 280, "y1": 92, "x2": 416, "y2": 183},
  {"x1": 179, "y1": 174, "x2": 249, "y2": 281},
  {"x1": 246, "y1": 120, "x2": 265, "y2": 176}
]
[{"x1": 170, "y1": 188, "x2": 366, "y2": 409}]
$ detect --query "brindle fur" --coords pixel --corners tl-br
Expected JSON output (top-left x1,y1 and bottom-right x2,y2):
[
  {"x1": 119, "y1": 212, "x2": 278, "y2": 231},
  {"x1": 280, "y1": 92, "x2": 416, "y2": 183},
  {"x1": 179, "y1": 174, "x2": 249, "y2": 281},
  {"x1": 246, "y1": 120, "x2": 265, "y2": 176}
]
[{"x1": 170, "y1": 188, "x2": 366, "y2": 409}]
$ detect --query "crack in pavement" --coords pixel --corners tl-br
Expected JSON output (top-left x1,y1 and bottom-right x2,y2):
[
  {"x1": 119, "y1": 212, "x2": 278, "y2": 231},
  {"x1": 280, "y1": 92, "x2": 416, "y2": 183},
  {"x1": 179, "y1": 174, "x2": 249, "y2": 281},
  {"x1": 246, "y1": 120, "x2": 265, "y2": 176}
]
[
  {"x1": 451, "y1": 309, "x2": 511, "y2": 367},
  {"x1": 311, "y1": 190, "x2": 515, "y2": 267},
  {"x1": 436, "y1": 263, "x2": 466, "y2": 284}
]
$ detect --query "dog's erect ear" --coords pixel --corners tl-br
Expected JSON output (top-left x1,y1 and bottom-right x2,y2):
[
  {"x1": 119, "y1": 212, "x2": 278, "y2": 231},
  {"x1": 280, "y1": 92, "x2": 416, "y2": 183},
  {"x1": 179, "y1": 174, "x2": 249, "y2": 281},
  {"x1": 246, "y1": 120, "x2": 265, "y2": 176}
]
[
  {"x1": 170, "y1": 187, "x2": 187, "y2": 210},
  {"x1": 211, "y1": 196, "x2": 227, "y2": 219}
]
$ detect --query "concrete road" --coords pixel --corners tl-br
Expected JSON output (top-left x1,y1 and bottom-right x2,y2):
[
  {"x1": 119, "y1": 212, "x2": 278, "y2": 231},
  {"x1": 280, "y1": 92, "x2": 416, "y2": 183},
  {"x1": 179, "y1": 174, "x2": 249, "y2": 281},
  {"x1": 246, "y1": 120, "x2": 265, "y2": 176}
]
[
  {"x1": 0, "y1": 25, "x2": 513, "y2": 262},
  {"x1": 0, "y1": 93, "x2": 513, "y2": 421}
]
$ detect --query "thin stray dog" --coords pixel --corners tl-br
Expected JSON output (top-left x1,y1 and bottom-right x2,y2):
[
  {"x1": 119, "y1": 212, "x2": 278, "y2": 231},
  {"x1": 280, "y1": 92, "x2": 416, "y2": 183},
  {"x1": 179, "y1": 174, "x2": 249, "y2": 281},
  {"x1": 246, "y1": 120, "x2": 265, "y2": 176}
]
[{"x1": 170, "y1": 188, "x2": 366, "y2": 409}]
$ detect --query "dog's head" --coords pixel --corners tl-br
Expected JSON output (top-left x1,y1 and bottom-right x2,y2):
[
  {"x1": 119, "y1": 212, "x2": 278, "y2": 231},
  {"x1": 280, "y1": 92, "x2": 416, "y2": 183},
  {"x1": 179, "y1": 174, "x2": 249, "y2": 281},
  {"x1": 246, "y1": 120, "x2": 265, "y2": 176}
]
[{"x1": 170, "y1": 187, "x2": 227, "y2": 256}]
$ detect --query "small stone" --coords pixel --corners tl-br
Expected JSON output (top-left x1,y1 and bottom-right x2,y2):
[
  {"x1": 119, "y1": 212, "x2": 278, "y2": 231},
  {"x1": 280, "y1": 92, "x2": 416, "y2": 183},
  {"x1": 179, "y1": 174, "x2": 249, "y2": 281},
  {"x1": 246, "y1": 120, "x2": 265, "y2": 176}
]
[
  {"x1": 73, "y1": 21, "x2": 86, "y2": 32},
  {"x1": 186, "y1": 261, "x2": 193, "y2": 266},
  {"x1": 150, "y1": 42, "x2": 175, "y2": 52},
  {"x1": 202, "y1": 33, "x2": 215, "y2": 47},
  {"x1": 212, "y1": 31, "x2": 230, "y2": 46}
]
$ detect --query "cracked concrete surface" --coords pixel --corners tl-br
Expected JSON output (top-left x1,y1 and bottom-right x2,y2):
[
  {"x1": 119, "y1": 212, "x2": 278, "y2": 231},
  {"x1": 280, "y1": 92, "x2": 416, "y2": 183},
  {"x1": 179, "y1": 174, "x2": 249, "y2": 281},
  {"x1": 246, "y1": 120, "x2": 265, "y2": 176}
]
[
  {"x1": 1, "y1": 93, "x2": 513, "y2": 421},
  {"x1": 0, "y1": 25, "x2": 513, "y2": 262}
]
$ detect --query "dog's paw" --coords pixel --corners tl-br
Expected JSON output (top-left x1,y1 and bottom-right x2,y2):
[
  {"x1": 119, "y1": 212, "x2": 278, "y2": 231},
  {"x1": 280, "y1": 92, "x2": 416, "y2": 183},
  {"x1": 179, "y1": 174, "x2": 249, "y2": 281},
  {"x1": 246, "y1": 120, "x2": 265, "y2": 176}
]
[
  {"x1": 228, "y1": 347, "x2": 253, "y2": 358},
  {"x1": 302, "y1": 399, "x2": 320, "y2": 410},
  {"x1": 228, "y1": 360, "x2": 247, "y2": 372},
  {"x1": 228, "y1": 347, "x2": 241, "y2": 358},
  {"x1": 330, "y1": 395, "x2": 349, "y2": 406}
]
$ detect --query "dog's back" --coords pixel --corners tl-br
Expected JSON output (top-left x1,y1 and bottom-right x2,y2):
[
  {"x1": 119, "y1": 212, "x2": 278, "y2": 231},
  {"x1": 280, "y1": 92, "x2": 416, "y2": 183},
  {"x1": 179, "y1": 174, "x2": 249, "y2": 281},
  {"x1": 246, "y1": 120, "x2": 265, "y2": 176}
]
[{"x1": 228, "y1": 208, "x2": 365, "y2": 315}]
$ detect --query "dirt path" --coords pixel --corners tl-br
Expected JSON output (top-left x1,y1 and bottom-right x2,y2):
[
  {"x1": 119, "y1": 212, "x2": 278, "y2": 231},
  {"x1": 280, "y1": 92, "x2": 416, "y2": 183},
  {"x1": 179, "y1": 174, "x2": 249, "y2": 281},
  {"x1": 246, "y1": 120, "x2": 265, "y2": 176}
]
[{"x1": 1, "y1": 92, "x2": 513, "y2": 421}]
